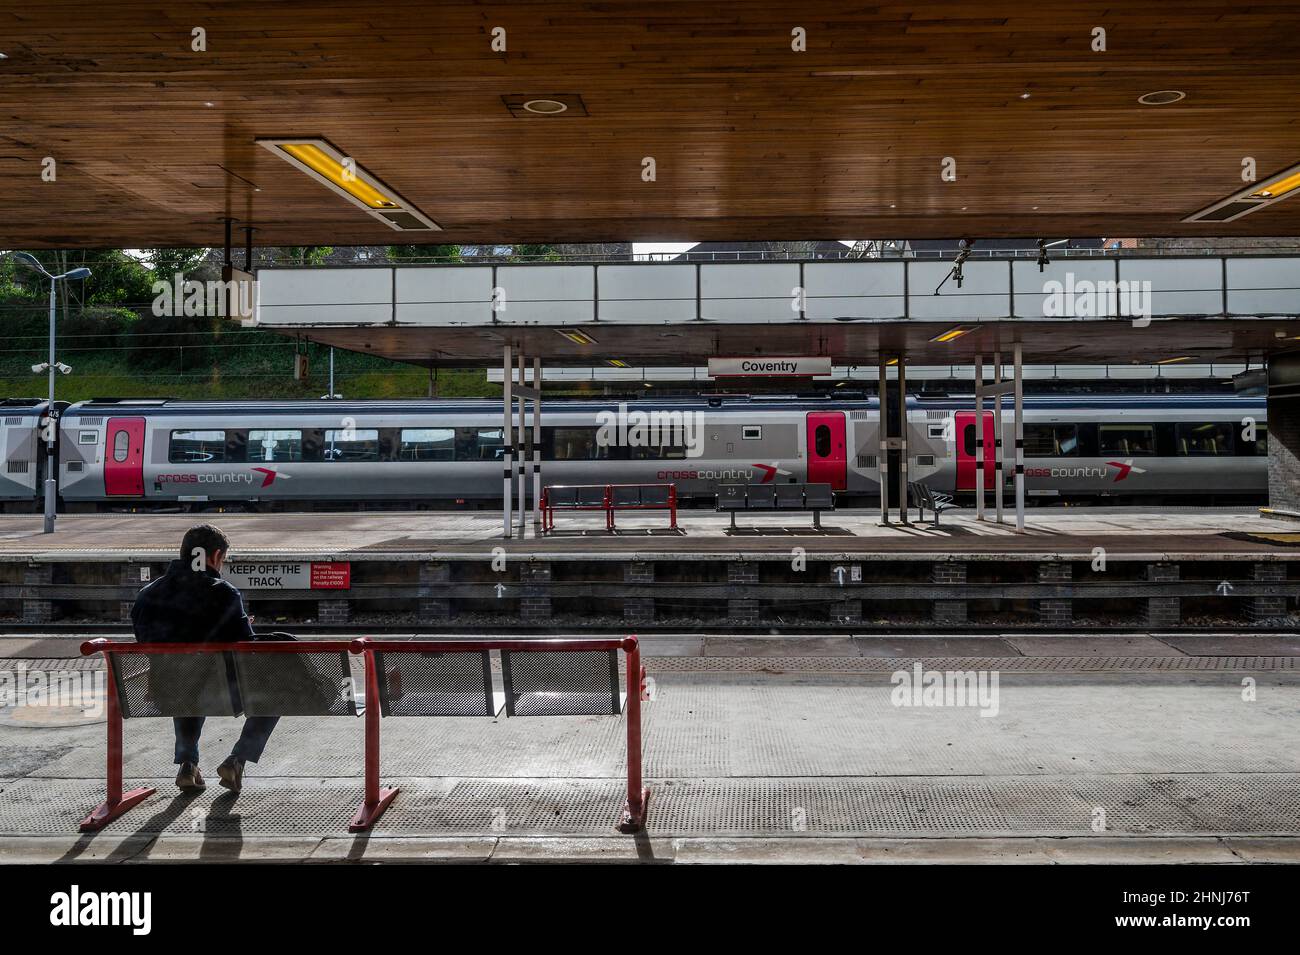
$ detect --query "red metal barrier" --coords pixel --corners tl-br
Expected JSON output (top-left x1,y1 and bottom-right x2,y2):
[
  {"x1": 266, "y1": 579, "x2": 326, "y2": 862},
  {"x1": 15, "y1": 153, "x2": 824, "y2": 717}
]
[
  {"x1": 349, "y1": 636, "x2": 650, "y2": 833},
  {"x1": 77, "y1": 638, "x2": 352, "y2": 833}
]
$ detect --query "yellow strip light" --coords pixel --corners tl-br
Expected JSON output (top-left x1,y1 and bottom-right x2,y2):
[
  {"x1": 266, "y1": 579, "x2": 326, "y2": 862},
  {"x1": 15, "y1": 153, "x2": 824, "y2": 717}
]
[
  {"x1": 278, "y1": 143, "x2": 397, "y2": 209},
  {"x1": 1155, "y1": 356, "x2": 1192, "y2": 365},
  {"x1": 607, "y1": 359, "x2": 630, "y2": 368},
  {"x1": 1251, "y1": 170, "x2": 1300, "y2": 200},
  {"x1": 929, "y1": 327, "x2": 971, "y2": 343}
]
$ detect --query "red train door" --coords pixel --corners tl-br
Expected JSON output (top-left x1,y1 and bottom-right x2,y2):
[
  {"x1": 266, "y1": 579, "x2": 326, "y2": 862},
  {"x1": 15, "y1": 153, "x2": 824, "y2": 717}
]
[
  {"x1": 955, "y1": 411, "x2": 996, "y2": 492},
  {"x1": 806, "y1": 412, "x2": 847, "y2": 490},
  {"x1": 104, "y1": 417, "x2": 145, "y2": 496}
]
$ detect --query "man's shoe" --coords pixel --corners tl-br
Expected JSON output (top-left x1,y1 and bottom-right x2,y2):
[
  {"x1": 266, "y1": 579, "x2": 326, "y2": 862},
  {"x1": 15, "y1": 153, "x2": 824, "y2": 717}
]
[
  {"x1": 175, "y1": 762, "x2": 205, "y2": 791},
  {"x1": 217, "y1": 756, "x2": 245, "y2": 793}
]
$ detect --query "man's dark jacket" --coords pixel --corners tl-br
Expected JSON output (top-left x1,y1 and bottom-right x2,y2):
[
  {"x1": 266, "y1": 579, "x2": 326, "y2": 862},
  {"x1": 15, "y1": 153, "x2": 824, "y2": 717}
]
[{"x1": 131, "y1": 559, "x2": 255, "y2": 645}]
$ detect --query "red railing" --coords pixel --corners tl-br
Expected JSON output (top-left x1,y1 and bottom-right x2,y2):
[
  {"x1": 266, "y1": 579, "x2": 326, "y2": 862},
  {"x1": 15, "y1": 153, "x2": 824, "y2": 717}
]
[
  {"x1": 348, "y1": 636, "x2": 648, "y2": 833},
  {"x1": 77, "y1": 636, "x2": 650, "y2": 835},
  {"x1": 541, "y1": 483, "x2": 677, "y2": 532}
]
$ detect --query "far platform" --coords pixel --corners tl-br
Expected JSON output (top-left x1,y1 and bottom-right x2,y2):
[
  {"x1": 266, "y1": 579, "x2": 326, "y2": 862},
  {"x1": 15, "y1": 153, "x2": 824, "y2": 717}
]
[{"x1": 2, "y1": 506, "x2": 1299, "y2": 562}]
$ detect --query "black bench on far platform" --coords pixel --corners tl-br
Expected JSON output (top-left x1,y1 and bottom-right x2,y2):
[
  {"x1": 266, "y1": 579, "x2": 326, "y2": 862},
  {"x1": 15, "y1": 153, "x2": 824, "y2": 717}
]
[
  {"x1": 716, "y1": 483, "x2": 835, "y2": 530},
  {"x1": 909, "y1": 481, "x2": 956, "y2": 526}
]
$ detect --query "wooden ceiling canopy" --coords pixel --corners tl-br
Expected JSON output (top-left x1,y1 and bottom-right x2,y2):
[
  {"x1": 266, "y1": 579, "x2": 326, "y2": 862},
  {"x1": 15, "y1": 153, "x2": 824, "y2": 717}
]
[{"x1": 3, "y1": 1, "x2": 1300, "y2": 249}]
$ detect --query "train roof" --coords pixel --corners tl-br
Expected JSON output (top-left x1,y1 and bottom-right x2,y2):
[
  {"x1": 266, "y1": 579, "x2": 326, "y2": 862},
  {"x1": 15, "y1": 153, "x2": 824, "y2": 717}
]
[{"x1": 60, "y1": 393, "x2": 1265, "y2": 417}]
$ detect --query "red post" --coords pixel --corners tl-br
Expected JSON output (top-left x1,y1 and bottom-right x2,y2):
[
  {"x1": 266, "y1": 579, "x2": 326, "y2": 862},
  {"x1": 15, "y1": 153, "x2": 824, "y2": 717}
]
[
  {"x1": 669, "y1": 485, "x2": 678, "y2": 529},
  {"x1": 605, "y1": 484, "x2": 614, "y2": 530},
  {"x1": 349, "y1": 647, "x2": 399, "y2": 831},
  {"x1": 79, "y1": 651, "x2": 156, "y2": 832},
  {"x1": 618, "y1": 636, "x2": 650, "y2": 833}
]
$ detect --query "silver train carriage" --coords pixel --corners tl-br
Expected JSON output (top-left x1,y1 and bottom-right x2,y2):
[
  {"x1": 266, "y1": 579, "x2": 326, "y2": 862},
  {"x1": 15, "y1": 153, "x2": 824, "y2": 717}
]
[
  {"x1": 40, "y1": 393, "x2": 1269, "y2": 511},
  {"x1": 0, "y1": 399, "x2": 57, "y2": 513}
]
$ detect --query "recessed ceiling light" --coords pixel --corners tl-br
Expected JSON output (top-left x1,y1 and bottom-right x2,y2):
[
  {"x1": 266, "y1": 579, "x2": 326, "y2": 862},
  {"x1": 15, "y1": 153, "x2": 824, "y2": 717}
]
[
  {"x1": 1019, "y1": 92, "x2": 1031, "y2": 100},
  {"x1": 523, "y1": 99, "x2": 568, "y2": 115},
  {"x1": 1184, "y1": 160, "x2": 1300, "y2": 223},
  {"x1": 1139, "y1": 90, "x2": 1185, "y2": 106},
  {"x1": 203, "y1": 101, "x2": 216, "y2": 108},
  {"x1": 930, "y1": 326, "x2": 973, "y2": 343},
  {"x1": 256, "y1": 137, "x2": 441, "y2": 231},
  {"x1": 0, "y1": 53, "x2": 8, "y2": 60}
]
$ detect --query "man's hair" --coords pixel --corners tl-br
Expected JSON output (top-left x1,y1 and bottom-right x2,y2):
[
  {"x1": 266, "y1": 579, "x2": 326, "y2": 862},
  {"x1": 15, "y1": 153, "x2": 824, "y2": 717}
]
[{"x1": 180, "y1": 523, "x2": 230, "y2": 566}]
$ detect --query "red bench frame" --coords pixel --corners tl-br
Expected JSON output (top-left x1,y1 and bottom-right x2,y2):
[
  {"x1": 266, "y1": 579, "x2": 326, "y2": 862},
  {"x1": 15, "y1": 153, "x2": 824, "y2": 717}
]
[
  {"x1": 77, "y1": 638, "x2": 351, "y2": 832},
  {"x1": 348, "y1": 636, "x2": 648, "y2": 833},
  {"x1": 541, "y1": 483, "x2": 677, "y2": 532},
  {"x1": 77, "y1": 636, "x2": 650, "y2": 835}
]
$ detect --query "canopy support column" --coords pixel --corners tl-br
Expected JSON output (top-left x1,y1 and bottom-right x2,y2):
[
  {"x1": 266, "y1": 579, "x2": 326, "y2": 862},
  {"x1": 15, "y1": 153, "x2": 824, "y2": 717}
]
[
  {"x1": 502, "y1": 344, "x2": 513, "y2": 539},
  {"x1": 975, "y1": 353, "x2": 985, "y2": 521},
  {"x1": 877, "y1": 360, "x2": 889, "y2": 525},
  {"x1": 898, "y1": 354, "x2": 909, "y2": 524},
  {"x1": 1014, "y1": 343, "x2": 1025, "y2": 532},
  {"x1": 993, "y1": 350, "x2": 1004, "y2": 524}
]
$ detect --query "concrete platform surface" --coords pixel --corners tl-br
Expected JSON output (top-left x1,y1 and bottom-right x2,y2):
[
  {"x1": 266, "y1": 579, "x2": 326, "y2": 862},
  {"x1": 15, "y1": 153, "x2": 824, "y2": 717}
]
[
  {"x1": 2, "y1": 507, "x2": 1298, "y2": 560},
  {"x1": 2, "y1": 665, "x2": 1298, "y2": 863}
]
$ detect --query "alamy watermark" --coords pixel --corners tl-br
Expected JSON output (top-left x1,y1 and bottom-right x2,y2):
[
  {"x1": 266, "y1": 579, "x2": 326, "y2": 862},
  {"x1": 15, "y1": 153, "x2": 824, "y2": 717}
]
[
  {"x1": 890, "y1": 663, "x2": 1000, "y2": 717},
  {"x1": 1042, "y1": 272, "x2": 1152, "y2": 326},
  {"x1": 595, "y1": 401, "x2": 705, "y2": 457},
  {"x1": 151, "y1": 272, "x2": 255, "y2": 320},
  {"x1": 0, "y1": 666, "x2": 105, "y2": 718}
]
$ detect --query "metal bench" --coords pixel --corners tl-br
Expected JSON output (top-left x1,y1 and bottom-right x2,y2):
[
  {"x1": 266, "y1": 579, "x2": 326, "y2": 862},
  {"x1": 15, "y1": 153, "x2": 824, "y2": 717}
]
[
  {"x1": 542, "y1": 483, "x2": 677, "y2": 532},
  {"x1": 909, "y1": 481, "x2": 956, "y2": 525},
  {"x1": 540, "y1": 484, "x2": 610, "y2": 531},
  {"x1": 78, "y1": 638, "x2": 355, "y2": 832},
  {"x1": 716, "y1": 482, "x2": 835, "y2": 530},
  {"x1": 349, "y1": 637, "x2": 649, "y2": 833}
]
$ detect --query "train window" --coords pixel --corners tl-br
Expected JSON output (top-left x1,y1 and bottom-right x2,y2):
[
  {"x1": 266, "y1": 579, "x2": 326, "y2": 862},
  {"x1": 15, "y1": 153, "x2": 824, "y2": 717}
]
[
  {"x1": 630, "y1": 439, "x2": 689, "y2": 460},
  {"x1": 169, "y1": 430, "x2": 226, "y2": 464},
  {"x1": 1237, "y1": 423, "x2": 1268, "y2": 456},
  {"x1": 551, "y1": 428, "x2": 610, "y2": 460},
  {"x1": 963, "y1": 424, "x2": 975, "y2": 457},
  {"x1": 112, "y1": 429, "x2": 130, "y2": 463},
  {"x1": 742, "y1": 426, "x2": 762, "y2": 440},
  {"x1": 248, "y1": 429, "x2": 303, "y2": 462},
  {"x1": 458, "y1": 427, "x2": 504, "y2": 461},
  {"x1": 814, "y1": 424, "x2": 831, "y2": 457},
  {"x1": 323, "y1": 429, "x2": 380, "y2": 462},
  {"x1": 1024, "y1": 424, "x2": 1079, "y2": 457},
  {"x1": 398, "y1": 428, "x2": 455, "y2": 461},
  {"x1": 1175, "y1": 422, "x2": 1234, "y2": 456},
  {"x1": 1098, "y1": 424, "x2": 1156, "y2": 456}
]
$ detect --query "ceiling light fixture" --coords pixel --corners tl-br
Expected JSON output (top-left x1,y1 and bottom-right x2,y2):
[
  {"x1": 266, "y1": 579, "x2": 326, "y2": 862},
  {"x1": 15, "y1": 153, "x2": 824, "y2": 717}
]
[
  {"x1": 555, "y1": 328, "x2": 598, "y2": 345},
  {"x1": 256, "y1": 137, "x2": 440, "y2": 231},
  {"x1": 523, "y1": 99, "x2": 568, "y2": 114},
  {"x1": 1155, "y1": 356, "x2": 1192, "y2": 364},
  {"x1": 1184, "y1": 160, "x2": 1300, "y2": 223},
  {"x1": 607, "y1": 358, "x2": 630, "y2": 368},
  {"x1": 929, "y1": 327, "x2": 973, "y2": 343},
  {"x1": 1138, "y1": 90, "x2": 1185, "y2": 106}
]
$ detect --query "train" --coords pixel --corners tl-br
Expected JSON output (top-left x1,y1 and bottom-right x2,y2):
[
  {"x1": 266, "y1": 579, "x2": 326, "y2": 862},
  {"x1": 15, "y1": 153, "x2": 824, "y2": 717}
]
[{"x1": 0, "y1": 393, "x2": 1268, "y2": 512}]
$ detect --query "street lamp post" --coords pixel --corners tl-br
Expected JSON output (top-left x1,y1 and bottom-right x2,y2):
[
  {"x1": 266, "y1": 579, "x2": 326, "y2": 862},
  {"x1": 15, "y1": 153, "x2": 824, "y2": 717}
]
[{"x1": 10, "y1": 253, "x2": 91, "y2": 534}]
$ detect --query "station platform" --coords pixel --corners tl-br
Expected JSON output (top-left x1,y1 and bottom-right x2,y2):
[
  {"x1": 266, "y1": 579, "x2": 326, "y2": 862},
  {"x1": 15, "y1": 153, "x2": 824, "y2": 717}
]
[
  {"x1": 1, "y1": 638, "x2": 1298, "y2": 864},
  {"x1": 3, "y1": 508, "x2": 1300, "y2": 633},
  {"x1": 1, "y1": 507, "x2": 1298, "y2": 560}
]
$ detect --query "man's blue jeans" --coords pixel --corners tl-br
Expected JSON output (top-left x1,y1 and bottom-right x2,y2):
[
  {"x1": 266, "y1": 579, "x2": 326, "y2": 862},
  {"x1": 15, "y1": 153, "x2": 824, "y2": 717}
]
[{"x1": 172, "y1": 716, "x2": 280, "y2": 765}]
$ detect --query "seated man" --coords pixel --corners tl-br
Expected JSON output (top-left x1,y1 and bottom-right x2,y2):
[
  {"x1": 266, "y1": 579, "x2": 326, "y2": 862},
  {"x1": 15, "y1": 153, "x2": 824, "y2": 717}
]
[{"x1": 130, "y1": 523, "x2": 277, "y2": 794}]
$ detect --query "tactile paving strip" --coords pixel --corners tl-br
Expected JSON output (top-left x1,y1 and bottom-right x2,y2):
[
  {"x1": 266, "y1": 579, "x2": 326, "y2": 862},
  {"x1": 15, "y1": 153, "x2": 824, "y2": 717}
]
[
  {"x1": 4, "y1": 774, "x2": 1297, "y2": 836},
  {"x1": 645, "y1": 656, "x2": 1300, "y2": 671}
]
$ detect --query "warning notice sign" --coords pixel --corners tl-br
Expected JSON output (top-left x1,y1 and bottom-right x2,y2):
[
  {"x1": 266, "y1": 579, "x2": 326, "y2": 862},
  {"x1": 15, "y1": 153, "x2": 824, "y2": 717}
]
[
  {"x1": 309, "y1": 562, "x2": 351, "y2": 589},
  {"x1": 225, "y1": 561, "x2": 351, "y2": 590}
]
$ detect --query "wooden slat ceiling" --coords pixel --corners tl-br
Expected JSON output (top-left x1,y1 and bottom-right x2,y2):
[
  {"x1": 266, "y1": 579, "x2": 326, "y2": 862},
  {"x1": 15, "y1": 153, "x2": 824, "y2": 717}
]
[{"x1": 3, "y1": 1, "x2": 1300, "y2": 248}]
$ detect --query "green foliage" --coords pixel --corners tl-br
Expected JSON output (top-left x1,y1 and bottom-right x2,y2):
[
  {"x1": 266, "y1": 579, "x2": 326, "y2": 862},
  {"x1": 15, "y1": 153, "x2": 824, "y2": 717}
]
[{"x1": 387, "y1": 244, "x2": 463, "y2": 262}]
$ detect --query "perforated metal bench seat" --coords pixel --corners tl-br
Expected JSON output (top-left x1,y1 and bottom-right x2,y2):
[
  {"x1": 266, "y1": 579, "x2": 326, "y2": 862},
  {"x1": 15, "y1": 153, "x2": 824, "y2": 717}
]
[{"x1": 716, "y1": 483, "x2": 836, "y2": 530}]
